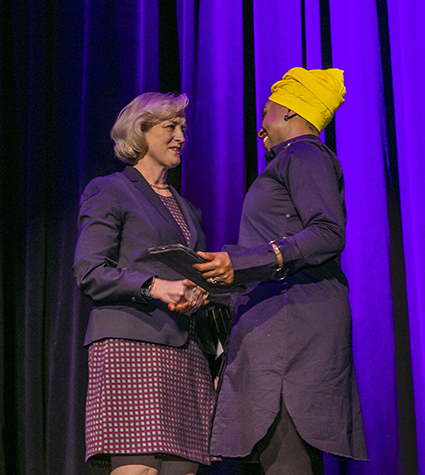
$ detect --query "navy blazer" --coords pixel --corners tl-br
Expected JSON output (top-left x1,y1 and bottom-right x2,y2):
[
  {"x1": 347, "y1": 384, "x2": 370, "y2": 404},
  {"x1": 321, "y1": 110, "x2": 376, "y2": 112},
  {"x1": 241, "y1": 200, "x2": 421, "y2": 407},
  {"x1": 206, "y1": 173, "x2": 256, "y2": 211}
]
[{"x1": 73, "y1": 166, "x2": 215, "y2": 353}]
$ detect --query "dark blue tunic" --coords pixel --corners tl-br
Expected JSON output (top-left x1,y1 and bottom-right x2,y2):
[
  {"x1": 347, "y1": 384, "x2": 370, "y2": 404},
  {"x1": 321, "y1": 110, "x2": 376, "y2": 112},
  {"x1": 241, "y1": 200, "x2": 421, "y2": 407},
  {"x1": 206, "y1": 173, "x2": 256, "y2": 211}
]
[{"x1": 210, "y1": 135, "x2": 368, "y2": 460}]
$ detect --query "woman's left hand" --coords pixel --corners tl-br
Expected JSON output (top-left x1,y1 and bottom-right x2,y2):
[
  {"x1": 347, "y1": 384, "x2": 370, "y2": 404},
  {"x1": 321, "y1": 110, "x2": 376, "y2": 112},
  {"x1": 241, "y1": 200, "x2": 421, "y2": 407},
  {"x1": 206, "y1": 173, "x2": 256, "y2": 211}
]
[{"x1": 194, "y1": 251, "x2": 234, "y2": 285}]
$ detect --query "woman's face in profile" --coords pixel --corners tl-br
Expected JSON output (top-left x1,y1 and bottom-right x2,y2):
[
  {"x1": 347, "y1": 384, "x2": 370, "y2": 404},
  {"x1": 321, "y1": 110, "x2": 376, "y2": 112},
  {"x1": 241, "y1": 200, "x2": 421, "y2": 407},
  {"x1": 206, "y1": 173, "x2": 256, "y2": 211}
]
[
  {"x1": 258, "y1": 100, "x2": 288, "y2": 150},
  {"x1": 144, "y1": 116, "x2": 187, "y2": 169}
]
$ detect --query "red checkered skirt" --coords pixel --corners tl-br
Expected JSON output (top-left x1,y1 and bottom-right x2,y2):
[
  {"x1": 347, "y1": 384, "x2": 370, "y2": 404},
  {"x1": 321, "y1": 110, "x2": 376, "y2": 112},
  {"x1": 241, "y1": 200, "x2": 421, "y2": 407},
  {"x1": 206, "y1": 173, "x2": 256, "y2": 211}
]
[{"x1": 85, "y1": 333, "x2": 215, "y2": 467}]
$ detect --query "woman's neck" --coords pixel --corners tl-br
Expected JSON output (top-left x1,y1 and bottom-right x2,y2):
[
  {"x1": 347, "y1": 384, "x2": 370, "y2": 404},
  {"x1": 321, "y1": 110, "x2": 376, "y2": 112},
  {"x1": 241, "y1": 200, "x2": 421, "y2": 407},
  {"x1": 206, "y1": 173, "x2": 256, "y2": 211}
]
[{"x1": 133, "y1": 160, "x2": 172, "y2": 196}]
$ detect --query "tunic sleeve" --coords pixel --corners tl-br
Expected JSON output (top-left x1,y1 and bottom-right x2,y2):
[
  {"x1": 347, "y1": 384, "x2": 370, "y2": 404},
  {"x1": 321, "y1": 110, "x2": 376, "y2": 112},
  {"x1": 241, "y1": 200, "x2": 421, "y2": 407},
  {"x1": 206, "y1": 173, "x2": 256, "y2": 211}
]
[{"x1": 227, "y1": 142, "x2": 346, "y2": 285}]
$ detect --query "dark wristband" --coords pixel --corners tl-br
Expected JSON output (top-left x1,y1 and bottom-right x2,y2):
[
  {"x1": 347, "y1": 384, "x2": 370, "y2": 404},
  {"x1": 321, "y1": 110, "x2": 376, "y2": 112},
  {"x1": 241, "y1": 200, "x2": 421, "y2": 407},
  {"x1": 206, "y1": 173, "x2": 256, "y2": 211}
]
[{"x1": 140, "y1": 276, "x2": 156, "y2": 300}]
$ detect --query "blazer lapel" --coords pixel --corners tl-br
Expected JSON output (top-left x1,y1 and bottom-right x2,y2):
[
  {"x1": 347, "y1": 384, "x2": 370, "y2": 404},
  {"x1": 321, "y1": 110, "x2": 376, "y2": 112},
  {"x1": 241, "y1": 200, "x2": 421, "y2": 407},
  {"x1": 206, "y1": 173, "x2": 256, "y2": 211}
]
[{"x1": 121, "y1": 166, "x2": 187, "y2": 243}]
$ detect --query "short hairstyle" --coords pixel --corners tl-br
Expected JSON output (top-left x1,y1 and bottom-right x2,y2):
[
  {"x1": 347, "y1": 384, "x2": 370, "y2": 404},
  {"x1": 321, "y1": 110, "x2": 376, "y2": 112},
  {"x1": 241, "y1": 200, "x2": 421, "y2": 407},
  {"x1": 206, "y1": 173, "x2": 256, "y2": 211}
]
[{"x1": 110, "y1": 92, "x2": 189, "y2": 164}]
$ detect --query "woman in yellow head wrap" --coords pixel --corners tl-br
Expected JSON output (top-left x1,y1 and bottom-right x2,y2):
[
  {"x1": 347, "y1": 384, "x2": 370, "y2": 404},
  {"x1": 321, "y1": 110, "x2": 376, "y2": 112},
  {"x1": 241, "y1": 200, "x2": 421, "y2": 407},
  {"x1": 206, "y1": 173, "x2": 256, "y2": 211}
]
[{"x1": 195, "y1": 67, "x2": 368, "y2": 475}]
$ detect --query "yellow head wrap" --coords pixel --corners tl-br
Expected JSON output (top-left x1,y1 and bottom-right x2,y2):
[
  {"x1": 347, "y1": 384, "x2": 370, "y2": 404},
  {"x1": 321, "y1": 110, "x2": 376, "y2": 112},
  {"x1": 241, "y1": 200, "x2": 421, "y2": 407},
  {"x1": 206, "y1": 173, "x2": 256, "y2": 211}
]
[{"x1": 269, "y1": 67, "x2": 346, "y2": 132}]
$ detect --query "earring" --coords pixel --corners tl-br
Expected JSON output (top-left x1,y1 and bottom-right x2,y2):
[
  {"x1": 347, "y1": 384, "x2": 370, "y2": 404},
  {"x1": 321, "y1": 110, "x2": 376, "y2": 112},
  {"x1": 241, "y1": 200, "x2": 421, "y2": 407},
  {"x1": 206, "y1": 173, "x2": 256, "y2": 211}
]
[{"x1": 284, "y1": 113, "x2": 289, "y2": 121}]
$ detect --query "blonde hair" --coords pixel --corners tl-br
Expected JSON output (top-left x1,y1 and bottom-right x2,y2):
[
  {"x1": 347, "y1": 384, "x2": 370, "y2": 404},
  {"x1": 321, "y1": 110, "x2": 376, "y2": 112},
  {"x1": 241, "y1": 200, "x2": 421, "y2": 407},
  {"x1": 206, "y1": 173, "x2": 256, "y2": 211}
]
[{"x1": 111, "y1": 92, "x2": 189, "y2": 164}]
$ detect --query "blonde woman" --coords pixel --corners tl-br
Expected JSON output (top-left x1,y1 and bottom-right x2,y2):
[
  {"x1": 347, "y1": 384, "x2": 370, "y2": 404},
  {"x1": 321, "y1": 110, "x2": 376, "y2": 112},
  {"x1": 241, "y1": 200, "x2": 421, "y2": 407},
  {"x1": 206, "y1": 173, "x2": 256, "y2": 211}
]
[{"x1": 74, "y1": 93, "x2": 217, "y2": 475}]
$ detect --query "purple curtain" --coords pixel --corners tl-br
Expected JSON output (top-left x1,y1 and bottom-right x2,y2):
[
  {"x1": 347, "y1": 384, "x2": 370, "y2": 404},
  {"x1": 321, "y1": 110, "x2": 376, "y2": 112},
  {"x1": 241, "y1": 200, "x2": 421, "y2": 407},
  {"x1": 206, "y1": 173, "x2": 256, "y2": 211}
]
[
  {"x1": 330, "y1": 0, "x2": 402, "y2": 472},
  {"x1": 177, "y1": 0, "x2": 245, "y2": 248},
  {"x1": 387, "y1": 1, "x2": 425, "y2": 471},
  {"x1": 0, "y1": 1, "x2": 423, "y2": 474}
]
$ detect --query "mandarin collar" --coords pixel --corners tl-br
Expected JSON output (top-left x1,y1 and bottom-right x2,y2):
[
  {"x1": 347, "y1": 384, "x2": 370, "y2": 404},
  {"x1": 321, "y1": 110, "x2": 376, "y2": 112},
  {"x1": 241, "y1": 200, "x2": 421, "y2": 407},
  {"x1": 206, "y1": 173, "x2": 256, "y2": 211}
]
[{"x1": 265, "y1": 134, "x2": 321, "y2": 164}]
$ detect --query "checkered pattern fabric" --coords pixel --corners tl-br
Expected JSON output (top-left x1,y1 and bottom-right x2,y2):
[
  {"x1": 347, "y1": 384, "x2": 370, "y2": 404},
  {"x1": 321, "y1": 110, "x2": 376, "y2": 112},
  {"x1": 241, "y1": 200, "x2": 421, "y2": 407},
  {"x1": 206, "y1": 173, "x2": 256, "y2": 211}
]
[
  {"x1": 159, "y1": 194, "x2": 191, "y2": 245},
  {"x1": 86, "y1": 330, "x2": 215, "y2": 466}
]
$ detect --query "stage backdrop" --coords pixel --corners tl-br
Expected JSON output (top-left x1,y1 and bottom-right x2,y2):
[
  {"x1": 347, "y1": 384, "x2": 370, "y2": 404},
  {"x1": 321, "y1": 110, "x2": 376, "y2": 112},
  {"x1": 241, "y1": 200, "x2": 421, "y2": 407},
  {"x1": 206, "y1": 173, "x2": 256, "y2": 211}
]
[{"x1": 0, "y1": 0, "x2": 424, "y2": 474}]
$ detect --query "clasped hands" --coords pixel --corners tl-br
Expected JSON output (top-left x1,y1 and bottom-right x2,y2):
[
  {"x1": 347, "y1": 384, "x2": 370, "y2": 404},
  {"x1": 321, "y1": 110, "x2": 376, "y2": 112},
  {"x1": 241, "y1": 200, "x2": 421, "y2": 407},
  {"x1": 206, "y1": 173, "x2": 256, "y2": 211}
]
[
  {"x1": 151, "y1": 252, "x2": 233, "y2": 316},
  {"x1": 150, "y1": 278, "x2": 207, "y2": 316}
]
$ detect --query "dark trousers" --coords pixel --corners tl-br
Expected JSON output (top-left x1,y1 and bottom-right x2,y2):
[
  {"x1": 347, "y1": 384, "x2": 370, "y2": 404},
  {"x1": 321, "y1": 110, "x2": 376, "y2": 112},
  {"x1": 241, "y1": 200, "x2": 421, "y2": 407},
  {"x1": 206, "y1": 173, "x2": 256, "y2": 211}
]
[{"x1": 256, "y1": 399, "x2": 324, "y2": 475}]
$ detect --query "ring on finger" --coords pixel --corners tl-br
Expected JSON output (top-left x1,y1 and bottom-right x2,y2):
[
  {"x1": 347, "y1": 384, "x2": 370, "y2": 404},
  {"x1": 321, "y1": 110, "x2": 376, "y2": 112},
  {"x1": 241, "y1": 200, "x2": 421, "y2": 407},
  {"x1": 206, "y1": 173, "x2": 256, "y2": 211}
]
[{"x1": 210, "y1": 277, "x2": 218, "y2": 285}]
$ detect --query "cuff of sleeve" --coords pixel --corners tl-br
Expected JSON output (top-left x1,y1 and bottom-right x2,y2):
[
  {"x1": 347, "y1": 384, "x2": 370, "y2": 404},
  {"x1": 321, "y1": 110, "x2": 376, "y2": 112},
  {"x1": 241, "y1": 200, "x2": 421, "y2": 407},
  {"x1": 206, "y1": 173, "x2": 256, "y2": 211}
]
[
  {"x1": 127, "y1": 274, "x2": 156, "y2": 304},
  {"x1": 140, "y1": 276, "x2": 156, "y2": 301},
  {"x1": 224, "y1": 244, "x2": 287, "y2": 285}
]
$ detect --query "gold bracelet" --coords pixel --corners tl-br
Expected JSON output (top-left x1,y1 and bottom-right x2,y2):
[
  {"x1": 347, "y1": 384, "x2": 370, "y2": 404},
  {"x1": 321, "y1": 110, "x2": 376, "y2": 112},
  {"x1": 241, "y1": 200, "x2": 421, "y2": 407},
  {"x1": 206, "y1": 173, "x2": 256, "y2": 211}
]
[
  {"x1": 269, "y1": 240, "x2": 288, "y2": 280},
  {"x1": 269, "y1": 240, "x2": 283, "y2": 269}
]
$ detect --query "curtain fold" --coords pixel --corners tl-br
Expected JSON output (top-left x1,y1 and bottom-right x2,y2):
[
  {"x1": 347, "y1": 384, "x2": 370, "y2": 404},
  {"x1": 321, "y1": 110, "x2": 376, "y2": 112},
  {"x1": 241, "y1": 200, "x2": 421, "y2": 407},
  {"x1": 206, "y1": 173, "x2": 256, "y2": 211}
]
[
  {"x1": 253, "y1": 0, "x2": 304, "y2": 173},
  {"x1": 1, "y1": 1, "x2": 423, "y2": 473},
  {"x1": 330, "y1": 1, "x2": 401, "y2": 473},
  {"x1": 178, "y1": 0, "x2": 246, "y2": 249},
  {"x1": 387, "y1": 1, "x2": 425, "y2": 472}
]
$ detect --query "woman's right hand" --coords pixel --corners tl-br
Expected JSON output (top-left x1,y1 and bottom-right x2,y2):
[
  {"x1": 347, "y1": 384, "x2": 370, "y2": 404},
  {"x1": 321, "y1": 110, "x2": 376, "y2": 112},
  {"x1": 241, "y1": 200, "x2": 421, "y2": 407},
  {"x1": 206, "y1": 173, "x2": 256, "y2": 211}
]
[{"x1": 194, "y1": 251, "x2": 234, "y2": 285}]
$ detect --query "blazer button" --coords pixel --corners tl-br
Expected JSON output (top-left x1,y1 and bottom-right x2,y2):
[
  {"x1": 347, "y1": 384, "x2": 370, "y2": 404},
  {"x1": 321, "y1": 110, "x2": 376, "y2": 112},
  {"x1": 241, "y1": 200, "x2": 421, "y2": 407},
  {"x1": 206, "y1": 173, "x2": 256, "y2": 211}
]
[{"x1": 131, "y1": 296, "x2": 136, "y2": 302}]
